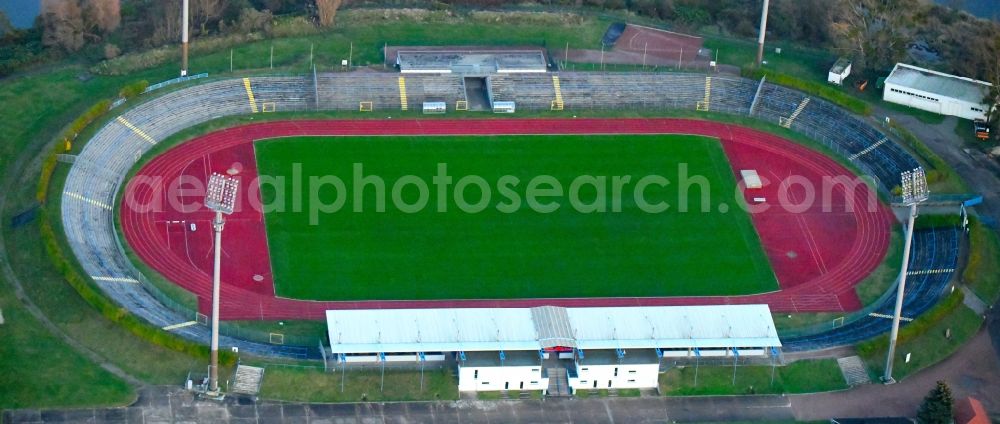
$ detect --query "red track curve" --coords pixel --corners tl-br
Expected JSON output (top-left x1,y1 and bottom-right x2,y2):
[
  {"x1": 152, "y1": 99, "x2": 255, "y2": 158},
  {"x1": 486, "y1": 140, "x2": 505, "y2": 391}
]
[{"x1": 120, "y1": 119, "x2": 893, "y2": 320}]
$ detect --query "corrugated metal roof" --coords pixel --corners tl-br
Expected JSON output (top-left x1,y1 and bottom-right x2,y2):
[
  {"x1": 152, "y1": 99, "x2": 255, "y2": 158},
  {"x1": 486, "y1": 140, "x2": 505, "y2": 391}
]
[
  {"x1": 326, "y1": 305, "x2": 780, "y2": 354},
  {"x1": 325, "y1": 308, "x2": 539, "y2": 354},
  {"x1": 885, "y1": 63, "x2": 991, "y2": 105},
  {"x1": 566, "y1": 305, "x2": 780, "y2": 350},
  {"x1": 531, "y1": 306, "x2": 576, "y2": 348}
]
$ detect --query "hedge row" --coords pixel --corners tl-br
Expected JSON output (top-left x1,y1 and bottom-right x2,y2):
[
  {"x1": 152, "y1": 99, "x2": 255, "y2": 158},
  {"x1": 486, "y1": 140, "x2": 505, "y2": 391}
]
[
  {"x1": 119, "y1": 80, "x2": 149, "y2": 100},
  {"x1": 38, "y1": 210, "x2": 237, "y2": 365},
  {"x1": 743, "y1": 68, "x2": 872, "y2": 116},
  {"x1": 35, "y1": 153, "x2": 58, "y2": 204},
  {"x1": 35, "y1": 82, "x2": 237, "y2": 366},
  {"x1": 856, "y1": 289, "x2": 965, "y2": 357},
  {"x1": 36, "y1": 98, "x2": 113, "y2": 204}
]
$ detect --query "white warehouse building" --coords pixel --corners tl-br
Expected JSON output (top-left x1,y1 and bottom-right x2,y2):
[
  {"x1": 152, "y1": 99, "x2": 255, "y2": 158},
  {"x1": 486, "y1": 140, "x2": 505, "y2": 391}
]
[
  {"x1": 883, "y1": 63, "x2": 994, "y2": 121},
  {"x1": 325, "y1": 305, "x2": 781, "y2": 395}
]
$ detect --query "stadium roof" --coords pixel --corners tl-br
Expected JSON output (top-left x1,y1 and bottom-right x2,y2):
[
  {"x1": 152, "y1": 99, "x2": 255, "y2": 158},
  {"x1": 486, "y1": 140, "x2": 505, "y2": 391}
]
[
  {"x1": 885, "y1": 63, "x2": 992, "y2": 105},
  {"x1": 326, "y1": 305, "x2": 780, "y2": 354},
  {"x1": 566, "y1": 305, "x2": 779, "y2": 350},
  {"x1": 325, "y1": 308, "x2": 539, "y2": 354}
]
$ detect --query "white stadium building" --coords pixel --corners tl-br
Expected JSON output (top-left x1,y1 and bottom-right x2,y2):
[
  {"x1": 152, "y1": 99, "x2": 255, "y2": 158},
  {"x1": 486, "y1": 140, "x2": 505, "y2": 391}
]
[
  {"x1": 325, "y1": 305, "x2": 781, "y2": 394},
  {"x1": 883, "y1": 63, "x2": 994, "y2": 121}
]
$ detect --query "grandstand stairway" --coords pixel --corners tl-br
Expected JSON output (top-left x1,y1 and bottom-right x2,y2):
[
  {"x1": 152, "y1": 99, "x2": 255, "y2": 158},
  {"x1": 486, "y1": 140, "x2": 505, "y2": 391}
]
[
  {"x1": 398, "y1": 77, "x2": 408, "y2": 111},
  {"x1": 782, "y1": 97, "x2": 811, "y2": 128},
  {"x1": 546, "y1": 367, "x2": 571, "y2": 397},
  {"x1": 230, "y1": 365, "x2": 265, "y2": 396},
  {"x1": 697, "y1": 77, "x2": 711, "y2": 111},
  {"x1": 837, "y1": 356, "x2": 871, "y2": 386},
  {"x1": 242, "y1": 78, "x2": 259, "y2": 113},
  {"x1": 551, "y1": 75, "x2": 564, "y2": 111}
]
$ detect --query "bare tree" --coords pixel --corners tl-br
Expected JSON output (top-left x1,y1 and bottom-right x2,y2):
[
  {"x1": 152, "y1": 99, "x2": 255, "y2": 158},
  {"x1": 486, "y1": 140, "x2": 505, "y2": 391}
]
[
  {"x1": 985, "y1": 36, "x2": 1000, "y2": 141},
  {"x1": 84, "y1": 0, "x2": 120, "y2": 33},
  {"x1": 316, "y1": 0, "x2": 343, "y2": 27},
  {"x1": 830, "y1": 0, "x2": 917, "y2": 72},
  {"x1": 150, "y1": 0, "x2": 182, "y2": 46},
  {"x1": 192, "y1": 0, "x2": 225, "y2": 34},
  {"x1": 40, "y1": 0, "x2": 86, "y2": 51}
]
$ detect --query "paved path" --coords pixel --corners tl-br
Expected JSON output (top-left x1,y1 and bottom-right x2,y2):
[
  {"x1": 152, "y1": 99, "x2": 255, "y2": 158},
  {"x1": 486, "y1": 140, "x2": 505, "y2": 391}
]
[
  {"x1": 5, "y1": 329, "x2": 999, "y2": 423},
  {"x1": 4, "y1": 388, "x2": 797, "y2": 423},
  {"x1": 791, "y1": 329, "x2": 1000, "y2": 420}
]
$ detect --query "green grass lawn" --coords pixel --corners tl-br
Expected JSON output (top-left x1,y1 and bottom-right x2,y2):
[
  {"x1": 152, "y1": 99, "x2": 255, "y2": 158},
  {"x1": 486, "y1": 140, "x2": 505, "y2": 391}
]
[
  {"x1": 255, "y1": 134, "x2": 777, "y2": 301},
  {"x1": 964, "y1": 219, "x2": 1000, "y2": 305},
  {"x1": 258, "y1": 366, "x2": 458, "y2": 402},
  {"x1": 859, "y1": 303, "x2": 983, "y2": 382},
  {"x1": 659, "y1": 359, "x2": 847, "y2": 396}
]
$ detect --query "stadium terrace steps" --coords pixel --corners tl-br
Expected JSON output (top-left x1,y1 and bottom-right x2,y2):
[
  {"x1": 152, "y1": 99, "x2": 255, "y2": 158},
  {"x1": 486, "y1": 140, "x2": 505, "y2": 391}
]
[
  {"x1": 63, "y1": 71, "x2": 939, "y2": 359},
  {"x1": 782, "y1": 227, "x2": 960, "y2": 351},
  {"x1": 231, "y1": 365, "x2": 265, "y2": 395},
  {"x1": 316, "y1": 73, "x2": 465, "y2": 111}
]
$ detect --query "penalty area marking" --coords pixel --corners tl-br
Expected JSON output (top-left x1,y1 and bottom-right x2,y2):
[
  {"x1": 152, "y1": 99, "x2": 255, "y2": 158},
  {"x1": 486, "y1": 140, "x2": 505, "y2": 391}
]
[{"x1": 0, "y1": 308, "x2": 4, "y2": 325}]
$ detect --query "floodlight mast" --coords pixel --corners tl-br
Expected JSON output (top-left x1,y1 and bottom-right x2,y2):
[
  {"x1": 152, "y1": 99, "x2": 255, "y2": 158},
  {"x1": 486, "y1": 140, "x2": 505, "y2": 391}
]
[
  {"x1": 756, "y1": 0, "x2": 770, "y2": 66},
  {"x1": 204, "y1": 173, "x2": 239, "y2": 395},
  {"x1": 181, "y1": 0, "x2": 189, "y2": 76},
  {"x1": 883, "y1": 168, "x2": 928, "y2": 384}
]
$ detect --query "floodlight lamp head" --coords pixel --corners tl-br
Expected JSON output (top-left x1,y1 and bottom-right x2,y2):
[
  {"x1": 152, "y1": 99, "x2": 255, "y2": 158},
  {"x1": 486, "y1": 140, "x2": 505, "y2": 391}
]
[
  {"x1": 900, "y1": 167, "x2": 929, "y2": 206},
  {"x1": 205, "y1": 173, "x2": 239, "y2": 214}
]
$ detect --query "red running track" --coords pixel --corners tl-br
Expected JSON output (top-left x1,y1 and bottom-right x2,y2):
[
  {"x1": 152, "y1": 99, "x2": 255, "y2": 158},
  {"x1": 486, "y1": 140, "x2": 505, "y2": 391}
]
[{"x1": 120, "y1": 119, "x2": 894, "y2": 320}]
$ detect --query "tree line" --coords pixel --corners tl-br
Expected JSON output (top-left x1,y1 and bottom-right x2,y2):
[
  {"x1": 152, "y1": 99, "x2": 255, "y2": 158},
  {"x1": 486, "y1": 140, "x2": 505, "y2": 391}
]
[{"x1": 2, "y1": 0, "x2": 998, "y2": 86}]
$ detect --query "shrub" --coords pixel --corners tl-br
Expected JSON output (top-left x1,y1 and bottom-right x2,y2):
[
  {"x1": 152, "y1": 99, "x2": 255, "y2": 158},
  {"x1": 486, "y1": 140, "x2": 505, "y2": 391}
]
[
  {"x1": 103, "y1": 43, "x2": 121, "y2": 59},
  {"x1": 37, "y1": 99, "x2": 111, "y2": 204},
  {"x1": 36, "y1": 154, "x2": 58, "y2": 203},
  {"x1": 118, "y1": 80, "x2": 149, "y2": 100}
]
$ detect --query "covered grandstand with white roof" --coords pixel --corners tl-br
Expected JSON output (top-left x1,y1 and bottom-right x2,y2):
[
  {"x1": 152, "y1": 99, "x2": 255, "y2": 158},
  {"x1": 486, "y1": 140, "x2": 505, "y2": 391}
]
[{"x1": 325, "y1": 305, "x2": 780, "y2": 393}]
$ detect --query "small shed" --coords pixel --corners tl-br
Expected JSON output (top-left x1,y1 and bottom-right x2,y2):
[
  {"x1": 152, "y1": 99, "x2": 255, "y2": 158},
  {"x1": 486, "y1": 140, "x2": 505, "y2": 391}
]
[{"x1": 828, "y1": 58, "x2": 852, "y2": 85}]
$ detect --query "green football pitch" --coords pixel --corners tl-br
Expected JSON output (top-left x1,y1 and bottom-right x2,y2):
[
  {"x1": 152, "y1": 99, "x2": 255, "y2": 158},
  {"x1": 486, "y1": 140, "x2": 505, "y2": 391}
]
[{"x1": 254, "y1": 134, "x2": 778, "y2": 301}]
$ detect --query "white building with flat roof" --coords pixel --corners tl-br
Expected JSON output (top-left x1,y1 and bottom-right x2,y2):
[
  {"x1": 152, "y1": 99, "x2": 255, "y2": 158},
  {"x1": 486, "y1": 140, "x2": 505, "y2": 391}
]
[
  {"x1": 325, "y1": 305, "x2": 781, "y2": 394},
  {"x1": 883, "y1": 63, "x2": 993, "y2": 121}
]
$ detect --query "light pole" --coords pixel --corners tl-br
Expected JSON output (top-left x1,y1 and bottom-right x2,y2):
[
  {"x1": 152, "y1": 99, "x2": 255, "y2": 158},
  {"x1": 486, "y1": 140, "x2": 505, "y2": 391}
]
[
  {"x1": 756, "y1": 0, "x2": 770, "y2": 67},
  {"x1": 181, "y1": 0, "x2": 190, "y2": 76},
  {"x1": 204, "y1": 173, "x2": 240, "y2": 395},
  {"x1": 883, "y1": 167, "x2": 928, "y2": 384}
]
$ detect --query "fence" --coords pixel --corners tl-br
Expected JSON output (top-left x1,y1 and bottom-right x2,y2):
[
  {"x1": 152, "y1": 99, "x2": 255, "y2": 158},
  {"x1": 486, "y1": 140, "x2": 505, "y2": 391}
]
[{"x1": 144, "y1": 73, "x2": 210, "y2": 94}]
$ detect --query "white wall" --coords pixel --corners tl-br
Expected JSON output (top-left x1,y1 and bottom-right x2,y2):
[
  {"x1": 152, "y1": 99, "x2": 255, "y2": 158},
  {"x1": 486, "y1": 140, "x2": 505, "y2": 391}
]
[
  {"x1": 340, "y1": 353, "x2": 446, "y2": 363},
  {"x1": 569, "y1": 362, "x2": 660, "y2": 390},
  {"x1": 884, "y1": 83, "x2": 989, "y2": 120},
  {"x1": 458, "y1": 365, "x2": 549, "y2": 392},
  {"x1": 828, "y1": 63, "x2": 851, "y2": 85}
]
